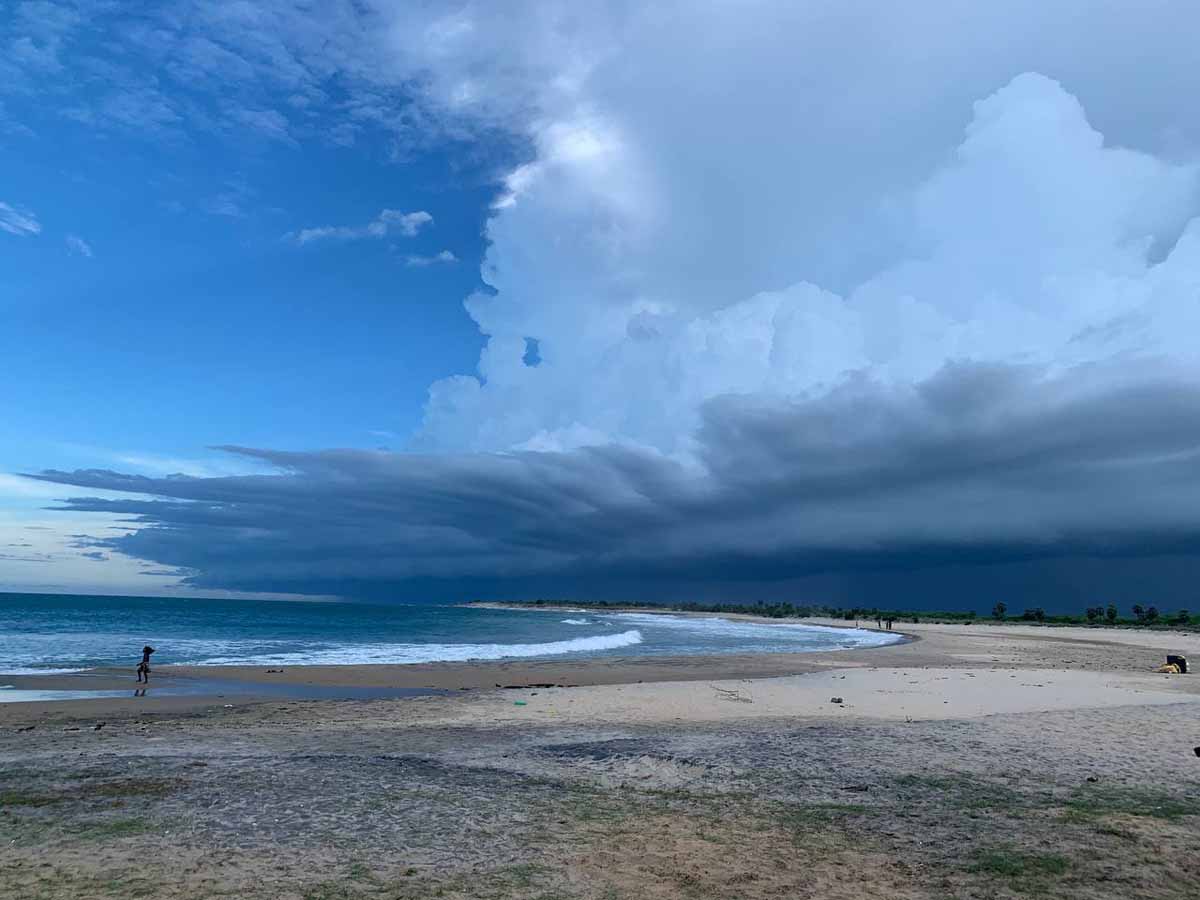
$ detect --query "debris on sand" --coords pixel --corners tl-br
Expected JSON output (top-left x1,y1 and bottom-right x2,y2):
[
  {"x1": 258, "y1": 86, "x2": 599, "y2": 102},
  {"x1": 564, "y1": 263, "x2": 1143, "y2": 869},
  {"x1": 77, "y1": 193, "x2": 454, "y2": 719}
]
[{"x1": 711, "y1": 685, "x2": 753, "y2": 703}]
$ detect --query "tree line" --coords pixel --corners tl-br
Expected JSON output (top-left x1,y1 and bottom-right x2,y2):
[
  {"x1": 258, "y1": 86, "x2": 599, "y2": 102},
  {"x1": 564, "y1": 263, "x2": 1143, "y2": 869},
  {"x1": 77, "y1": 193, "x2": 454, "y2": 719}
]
[{"x1": 512, "y1": 597, "x2": 1198, "y2": 630}]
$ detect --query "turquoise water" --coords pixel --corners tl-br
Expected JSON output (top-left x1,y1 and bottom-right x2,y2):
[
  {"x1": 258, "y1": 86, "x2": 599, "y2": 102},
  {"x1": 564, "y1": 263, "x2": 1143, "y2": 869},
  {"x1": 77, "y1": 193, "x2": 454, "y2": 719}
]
[{"x1": 0, "y1": 593, "x2": 902, "y2": 675}]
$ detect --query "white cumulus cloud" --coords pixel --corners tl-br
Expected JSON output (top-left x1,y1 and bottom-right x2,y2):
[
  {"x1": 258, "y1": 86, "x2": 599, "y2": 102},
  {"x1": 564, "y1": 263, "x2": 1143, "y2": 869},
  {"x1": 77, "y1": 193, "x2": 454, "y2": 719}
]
[{"x1": 387, "y1": 5, "x2": 1200, "y2": 459}]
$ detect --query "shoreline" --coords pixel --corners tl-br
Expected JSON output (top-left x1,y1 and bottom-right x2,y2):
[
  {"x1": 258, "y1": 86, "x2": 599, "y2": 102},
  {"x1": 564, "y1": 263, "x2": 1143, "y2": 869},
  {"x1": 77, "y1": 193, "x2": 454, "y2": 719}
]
[
  {"x1": 0, "y1": 608, "x2": 912, "y2": 710},
  {"x1": 2, "y1": 619, "x2": 1197, "y2": 724}
]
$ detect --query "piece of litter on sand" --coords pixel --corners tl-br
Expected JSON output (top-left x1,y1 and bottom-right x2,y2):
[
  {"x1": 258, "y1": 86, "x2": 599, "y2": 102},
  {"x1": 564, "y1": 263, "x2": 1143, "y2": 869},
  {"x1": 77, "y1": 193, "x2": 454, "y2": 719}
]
[
  {"x1": 513, "y1": 701, "x2": 528, "y2": 706},
  {"x1": 1194, "y1": 747, "x2": 1200, "y2": 758},
  {"x1": 223, "y1": 704, "x2": 234, "y2": 709},
  {"x1": 830, "y1": 697, "x2": 843, "y2": 704},
  {"x1": 93, "y1": 722, "x2": 105, "y2": 731}
]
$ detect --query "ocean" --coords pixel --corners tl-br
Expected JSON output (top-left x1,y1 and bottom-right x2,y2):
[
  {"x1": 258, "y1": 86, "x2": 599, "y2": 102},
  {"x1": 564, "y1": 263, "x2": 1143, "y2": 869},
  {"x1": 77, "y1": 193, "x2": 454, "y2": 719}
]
[{"x1": 0, "y1": 593, "x2": 902, "y2": 675}]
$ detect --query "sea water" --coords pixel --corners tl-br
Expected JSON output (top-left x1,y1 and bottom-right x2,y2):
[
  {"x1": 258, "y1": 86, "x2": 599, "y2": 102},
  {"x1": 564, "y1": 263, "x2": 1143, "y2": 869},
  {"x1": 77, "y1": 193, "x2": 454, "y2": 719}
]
[{"x1": 0, "y1": 593, "x2": 902, "y2": 674}]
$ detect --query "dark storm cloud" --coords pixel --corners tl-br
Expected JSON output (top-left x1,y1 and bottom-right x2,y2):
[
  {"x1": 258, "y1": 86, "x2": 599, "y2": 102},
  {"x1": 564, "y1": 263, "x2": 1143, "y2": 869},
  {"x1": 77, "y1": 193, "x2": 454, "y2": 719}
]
[{"x1": 26, "y1": 360, "x2": 1200, "y2": 606}]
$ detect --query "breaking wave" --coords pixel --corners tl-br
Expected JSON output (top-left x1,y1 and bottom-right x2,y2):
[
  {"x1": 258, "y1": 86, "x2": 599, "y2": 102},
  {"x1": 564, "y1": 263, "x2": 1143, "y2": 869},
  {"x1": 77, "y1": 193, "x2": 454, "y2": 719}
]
[{"x1": 183, "y1": 629, "x2": 645, "y2": 666}]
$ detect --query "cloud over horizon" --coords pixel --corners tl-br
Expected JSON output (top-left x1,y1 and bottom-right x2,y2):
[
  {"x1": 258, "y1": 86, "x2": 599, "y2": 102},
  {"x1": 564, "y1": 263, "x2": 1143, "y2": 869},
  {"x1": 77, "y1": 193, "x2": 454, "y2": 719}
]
[
  {"x1": 19, "y1": 1, "x2": 1200, "y2": 606},
  {"x1": 28, "y1": 358, "x2": 1200, "y2": 605}
]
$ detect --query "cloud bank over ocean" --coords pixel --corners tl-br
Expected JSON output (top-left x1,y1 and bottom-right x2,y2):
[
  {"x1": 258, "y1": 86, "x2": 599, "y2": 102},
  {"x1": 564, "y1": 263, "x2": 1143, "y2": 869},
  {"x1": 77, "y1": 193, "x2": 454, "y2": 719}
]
[{"x1": 25, "y1": 2, "x2": 1200, "y2": 606}]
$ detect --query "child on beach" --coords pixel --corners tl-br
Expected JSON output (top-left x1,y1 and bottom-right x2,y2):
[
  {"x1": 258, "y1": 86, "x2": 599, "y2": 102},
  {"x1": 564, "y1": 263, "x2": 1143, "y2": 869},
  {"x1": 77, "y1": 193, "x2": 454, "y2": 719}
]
[{"x1": 136, "y1": 645, "x2": 155, "y2": 683}]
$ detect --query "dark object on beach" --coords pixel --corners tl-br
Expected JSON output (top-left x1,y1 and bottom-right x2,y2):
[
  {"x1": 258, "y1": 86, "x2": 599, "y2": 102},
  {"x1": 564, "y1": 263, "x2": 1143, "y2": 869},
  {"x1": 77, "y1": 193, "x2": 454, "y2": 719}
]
[
  {"x1": 1086, "y1": 775, "x2": 1099, "y2": 783},
  {"x1": 1166, "y1": 655, "x2": 1188, "y2": 674},
  {"x1": 265, "y1": 669, "x2": 283, "y2": 673},
  {"x1": 17, "y1": 725, "x2": 35, "y2": 732},
  {"x1": 841, "y1": 784, "x2": 869, "y2": 792},
  {"x1": 93, "y1": 722, "x2": 105, "y2": 731},
  {"x1": 1194, "y1": 746, "x2": 1199, "y2": 758},
  {"x1": 830, "y1": 696, "x2": 844, "y2": 704},
  {"x1": 136, "y1": 645, "x2": 156, "y2": 683}
]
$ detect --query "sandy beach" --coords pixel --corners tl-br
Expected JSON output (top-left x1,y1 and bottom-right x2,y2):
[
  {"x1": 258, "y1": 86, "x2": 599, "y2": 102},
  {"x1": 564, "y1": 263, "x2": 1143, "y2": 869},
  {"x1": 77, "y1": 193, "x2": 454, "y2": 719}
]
[{"x1": 2, "y1": 619, "x2": 1199, "y2": 899}]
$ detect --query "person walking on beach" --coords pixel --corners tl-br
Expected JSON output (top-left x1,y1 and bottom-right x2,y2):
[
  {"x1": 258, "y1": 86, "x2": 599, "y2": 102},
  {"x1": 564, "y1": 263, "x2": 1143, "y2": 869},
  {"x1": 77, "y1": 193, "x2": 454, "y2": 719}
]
[{"x1": 136, "y1": 645, "x2": 155, "y2": 683}]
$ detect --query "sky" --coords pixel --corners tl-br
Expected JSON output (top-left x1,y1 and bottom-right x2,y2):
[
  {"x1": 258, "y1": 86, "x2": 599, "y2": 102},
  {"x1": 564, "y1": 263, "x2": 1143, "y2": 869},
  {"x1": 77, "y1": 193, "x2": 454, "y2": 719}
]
[{"x1": 4, "y1": 1, "x2": 1200, "y2": 611}]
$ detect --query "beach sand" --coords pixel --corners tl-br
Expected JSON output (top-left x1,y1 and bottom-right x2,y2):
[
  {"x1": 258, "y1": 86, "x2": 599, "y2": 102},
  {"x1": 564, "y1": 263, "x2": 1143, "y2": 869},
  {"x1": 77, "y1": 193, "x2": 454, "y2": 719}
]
[{"x1": 2, "y1": 619, "x2": 1199, "y2": 899}]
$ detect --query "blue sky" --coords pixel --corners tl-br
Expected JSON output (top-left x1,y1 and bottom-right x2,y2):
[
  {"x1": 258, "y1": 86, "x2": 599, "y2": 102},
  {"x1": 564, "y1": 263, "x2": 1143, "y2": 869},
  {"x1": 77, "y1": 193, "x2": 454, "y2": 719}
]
[
  {"x1": 2, "y1": 91, "x2": 498, "y2": 468},
  {"x1": 5, "y1": 2, "x2": 1200, "y2": 610},
  {"x1": 1, "y1": 2, "x2": 519, "y2": 592}
]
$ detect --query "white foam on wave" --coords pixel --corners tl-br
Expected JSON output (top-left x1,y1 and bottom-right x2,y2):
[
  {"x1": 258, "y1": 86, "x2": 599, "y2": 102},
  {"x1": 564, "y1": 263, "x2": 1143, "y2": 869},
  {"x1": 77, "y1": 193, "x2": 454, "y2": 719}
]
[
  {"x1": 560, "y1": 618, "x2": 591, "y2": 625},
  {"x1": 609, "y1": 612, "x2": 904, "y2": 649},
  {"x1": 0, "y1": 667, "x2": 91, "y2": 676},
  {"x1": 184, "y1": 629, "x2": 645, "y2": 666}
]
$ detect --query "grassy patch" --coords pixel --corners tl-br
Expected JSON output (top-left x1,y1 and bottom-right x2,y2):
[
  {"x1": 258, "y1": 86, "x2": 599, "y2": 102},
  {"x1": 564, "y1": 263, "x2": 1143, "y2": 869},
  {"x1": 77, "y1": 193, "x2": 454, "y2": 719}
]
[
  {"x1": 0, "y1": 778, "x2": 179, "y2": 809},
  {"x1": 75, "y1": 778, "x2": 181, "y2": 801},
  {"x1": 894, "y1": 773, "x2": 1025, "y2": 813},
  {"x1": 778, "y1": 803, "x2": 870, "y2": 831},
  {"x1": 559, "y1": 791, "x2": 633, "y2": 825},
  {"x1": 346, "y1": 860, "x2": 377, "y2": 882},
  {"x1": 0, "y1": 790, "x2": 65, "y2": 808},
  {"x1": 0, "y1": 865, "x2": 161, "y2": 900},
  {"x1": 971, "y1": 847, "x2": 1070, "y2": 888},
  {"x1": 1062, "y1": 786, "x2": 1200, "y2": 822}
]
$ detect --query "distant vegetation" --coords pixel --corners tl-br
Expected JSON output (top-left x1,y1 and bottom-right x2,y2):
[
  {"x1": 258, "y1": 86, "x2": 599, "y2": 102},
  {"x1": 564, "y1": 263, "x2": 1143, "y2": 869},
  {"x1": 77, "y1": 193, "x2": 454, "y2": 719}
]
[{"x1": 504, "y1": 598, "x2": 1200, "y2": 631}]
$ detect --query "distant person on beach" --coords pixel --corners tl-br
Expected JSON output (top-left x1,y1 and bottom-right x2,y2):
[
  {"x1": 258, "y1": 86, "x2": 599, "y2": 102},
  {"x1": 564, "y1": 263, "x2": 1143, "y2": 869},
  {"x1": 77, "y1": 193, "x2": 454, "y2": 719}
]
[{"x1": 136, "y1": 645, "x2": 155, "y2": 683}]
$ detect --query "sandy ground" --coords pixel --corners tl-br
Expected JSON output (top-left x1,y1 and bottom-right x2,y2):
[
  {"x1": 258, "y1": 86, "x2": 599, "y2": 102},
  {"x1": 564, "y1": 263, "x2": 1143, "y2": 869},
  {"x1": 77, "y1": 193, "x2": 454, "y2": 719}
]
[{"x1": 2, "y1": 620, "x2": 1199, "y2": 899}]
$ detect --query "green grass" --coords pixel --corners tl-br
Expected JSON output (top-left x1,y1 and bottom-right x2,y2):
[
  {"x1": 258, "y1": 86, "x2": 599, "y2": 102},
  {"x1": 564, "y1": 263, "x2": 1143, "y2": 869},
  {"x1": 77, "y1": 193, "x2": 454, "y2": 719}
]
[
  {"x1": 778, "y1": 802, "x2": 871, "y2": 831},
  {"x1": 560, "y1": 792, "x2": 632, "y2": 825},
  {"x1": 971, "y1": 848, "x2": 1070, "y2": 879},
  {"x1": 0, "y1": 790, "x2": 65, "y2": 808},
  {"x1": 893, "y1": 773, "x2": 1025, "y2": 813},
  {"x1": 1062, "y1": 786, "x2": 1200, "y2": 822},
  {"x1": 0, "y1": 866, "x2": 163, "y2": 900},
  {"x1": 0, "y1": 813, "x2": 157, "y2": 849},
  {"x1": 0, "y1": 778, "x2": 179, "y2": 809}
]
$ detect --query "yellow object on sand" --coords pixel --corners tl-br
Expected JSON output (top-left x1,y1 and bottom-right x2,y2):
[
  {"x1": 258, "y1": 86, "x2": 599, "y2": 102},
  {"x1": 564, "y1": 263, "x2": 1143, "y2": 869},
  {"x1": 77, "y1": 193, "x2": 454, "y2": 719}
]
[{"x1": 1155, "y1": 663, "x2": 1181, "y2": 674}]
